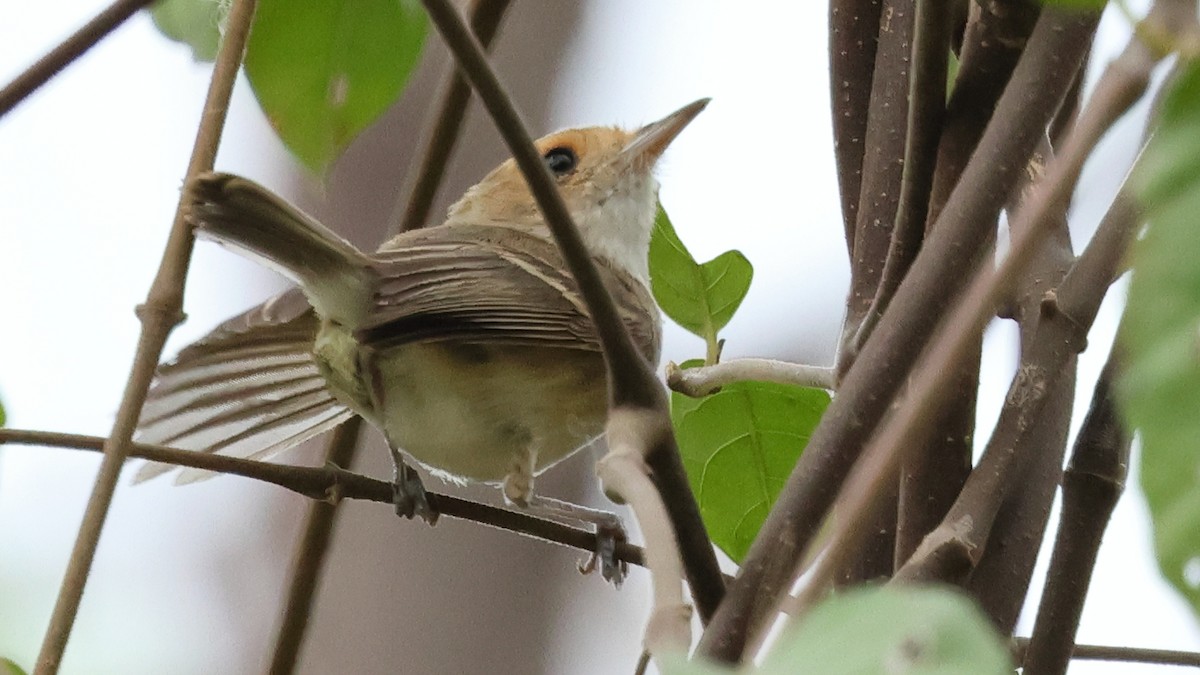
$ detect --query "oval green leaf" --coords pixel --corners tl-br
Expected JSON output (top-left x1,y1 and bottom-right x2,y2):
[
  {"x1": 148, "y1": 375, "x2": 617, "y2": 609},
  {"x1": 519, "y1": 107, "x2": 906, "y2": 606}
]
[
  {"x1": 1121, "y1": 59, "x2": 1200, "y2": 620},
  {"x1": 759, "y1": 586, "x2": 1011, "y2": 674},
  {"x1": 244, "y1": 0, "x2": 428, "y2": 174},
  {"x1": 672, "y1": 370, "x2": 829, "y2": 562},
  {"x1": 650, "y1": 206, "x2": 753, "y2": 346},
  {"x1": 1, "y1": 659, "x2": 28, "y2": 675},
  {"x1": 151, "y1": 0, "x2": 224, "y2": 62}
]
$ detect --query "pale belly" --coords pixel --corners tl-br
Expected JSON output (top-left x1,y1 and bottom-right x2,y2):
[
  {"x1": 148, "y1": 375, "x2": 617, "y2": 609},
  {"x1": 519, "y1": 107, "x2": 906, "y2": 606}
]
[{"x1": 313, "y1": 324, "x2": 608, "y2": 484}]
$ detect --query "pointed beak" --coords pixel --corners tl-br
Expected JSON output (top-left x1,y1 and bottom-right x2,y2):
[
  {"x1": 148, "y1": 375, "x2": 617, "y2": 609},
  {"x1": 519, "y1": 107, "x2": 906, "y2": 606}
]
[{"x1": 621, "y1": 98, "x2": 710, "y2": 169}]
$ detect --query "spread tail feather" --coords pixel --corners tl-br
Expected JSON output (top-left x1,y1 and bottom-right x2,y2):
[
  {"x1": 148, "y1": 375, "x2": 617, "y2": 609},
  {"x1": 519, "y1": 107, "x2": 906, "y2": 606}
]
[
  {"x1": 135, "y1": 291, "x2": 354, "y2": 483},
  {"x1": 188, "y1": 173, "x2": 375, "y2": 327}
]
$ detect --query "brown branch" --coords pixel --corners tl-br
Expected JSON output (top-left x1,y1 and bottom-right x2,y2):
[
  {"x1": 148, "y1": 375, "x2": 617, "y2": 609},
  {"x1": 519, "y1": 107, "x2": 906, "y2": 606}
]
[
  {"x1": 392, "y1": 0, "x2": 513, "y2": 234},
  {"x1": 0, "y1": 0, "x2": 155, "y2": 117},
  {"x1": 0, "y1": 427, "x2": 648, "y2": 568},
  {"x1": 267, "y1": 417, "x2": 364, "y2": 675},
  {"x1": 697, "y1": 9, "x2": 1099, "y2": 663},
  {"x1": 34, "y1": 2, "x2": 258, "y2": 672},
  {"x1": 1013, "y1": 639, "x2": 1200, "y2": 668},
  {"x1": 893, "y1": 1, "x2": 1041, "y2": 567},
  {"x1": 829, "y1": 0, "x2": 883, "y2": 254},
  {"x1": 893, "y1": 34, "x2": 1154, "y2": 592},
  {"x1": 1021, "y1": 356, "x2": 1129, "y2": 675},
  {"x1": 790, "y1": 2, "x2": 1129, "y2": 623},
  {"x1": 839, "y1": 0, "x2": 915, "y2": 379},
  {"x1": 416, "y1": 0, "x2": 724, "y2": 621},
  {"x1": 963, "y1": 137, "x2": 1077, "y2": 631}
]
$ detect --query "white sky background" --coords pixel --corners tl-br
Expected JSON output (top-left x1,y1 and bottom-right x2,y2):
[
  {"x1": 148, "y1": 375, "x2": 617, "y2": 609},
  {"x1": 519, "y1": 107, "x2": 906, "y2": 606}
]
[{"x1": 1, "y1": 1, "x2": 1198, "y2": 674}]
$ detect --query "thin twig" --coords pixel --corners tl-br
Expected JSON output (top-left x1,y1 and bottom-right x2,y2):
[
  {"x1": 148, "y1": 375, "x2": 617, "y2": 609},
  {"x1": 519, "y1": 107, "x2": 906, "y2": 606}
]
[
  {"x1": 0, "y1": 0, "x2": 155, "y2": 117},
  {"x1": 697, "y1": 10, "x2": 1099, "y2": 663},
  {"x1": 34, "y1": 2, "x2": 258, "y2": 672},
  {"x1": 665, "y1": 359, "x2": 834, "y2": 397},
  {"x1": 1021, "y1": 356, "x2": 1129, "y2": 675},
  {"x1": 1011, "y1": 639, "x2": 1200, "y2": 668},
  {"x1": 416, "y1": 0, "x2": 725, "y2": 621},
  {"x1": 267, "y1": 417, "x2": 364, "y2": 675},
  {"x1": 391, "y1": 0, "x2": 513, "y2": 235},
  {"x1": 0, "y1": 427, "x2": 647, "y2": 567},
  {"x1": 792, "y1": 9, "x2": 1147, "y2": 618}
]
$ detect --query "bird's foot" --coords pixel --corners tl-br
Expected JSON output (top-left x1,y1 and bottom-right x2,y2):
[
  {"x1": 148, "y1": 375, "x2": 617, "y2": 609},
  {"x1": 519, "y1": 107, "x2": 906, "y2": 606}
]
[
  {"x1": 577, "y1": 517, "x2": 629, "y2": 586},
  {"x1": 392, "y1": 461, "x2": 438, "y2": 525}
]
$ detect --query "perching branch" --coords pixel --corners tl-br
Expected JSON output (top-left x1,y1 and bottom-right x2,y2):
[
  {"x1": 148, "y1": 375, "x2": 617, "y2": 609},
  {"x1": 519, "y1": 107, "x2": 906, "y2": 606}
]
[
  {"x1": 1021, "y1": 355, "x2": 1129, "y2": 675},
  {"x1": 1012, "y1": 639, "x2": 1200, "y2": 668},
  {"x1": 0, "y1": 427, "x2": 647, "y2": 568},
  {"x1": 0, "y1": 0, "x2": 156, "y2": 117},
  {"x1": 392, "y1": 0, "x2": 514, "y2": 234},
  {"x1": 698, "y1": 9, "x2": 1099, "y2": 663},
  {"x1": 665, "y1": 359, "x2": 834, "y2": 397},
  {"x1": 34, "y1": 1, "x2": 258, "y2": 672},
  {"x1": 416, "y1": 0, "x2": 724, "y2": 621}
]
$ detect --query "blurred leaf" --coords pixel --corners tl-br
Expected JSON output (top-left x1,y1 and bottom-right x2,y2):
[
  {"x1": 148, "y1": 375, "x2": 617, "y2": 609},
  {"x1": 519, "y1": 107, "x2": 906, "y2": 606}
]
[
  {"x1": 1, "y1": 659, "x2": 28, "y2": 675},
  {"x1": 672, "y1": 362, "x2": 829, "y2": 562},
  {"x1": 759, "y1": 586, "x2": 1011, "y2": 674},
  {"x1": 1121, "y1": 59, "x2": 1200, "y2": 620},
  {"x1": 151, "y1": 0, "x2": 224, "y2": 62},
  {"x1": 659, "y1": 652, "x2": 733, "y2": 675},
  {"x1": 649, "y1": 206, "x2": 753, "y2": 351},
  {"x1": 0, "y1": 395, "x2": 5, "y2": 427},
  {"x1": 244, "y1": 0, "x2": 427, "y2": 174}
]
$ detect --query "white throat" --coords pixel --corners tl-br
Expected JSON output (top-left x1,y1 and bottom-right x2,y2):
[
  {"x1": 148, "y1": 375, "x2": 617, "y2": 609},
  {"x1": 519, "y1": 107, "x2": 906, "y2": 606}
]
[{"x1": 577, "y1": 174, "x2": 659, "y2": 283}]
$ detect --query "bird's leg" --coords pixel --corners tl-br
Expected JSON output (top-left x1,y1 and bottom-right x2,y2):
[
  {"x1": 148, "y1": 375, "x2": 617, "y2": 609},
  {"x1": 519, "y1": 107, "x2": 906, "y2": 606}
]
[
  {"x1": 389, "y1": 444, "x2": 438, "y2": 525},
  {"x1": 502, "y1": 444, "x2": 627, "y2": 584}
]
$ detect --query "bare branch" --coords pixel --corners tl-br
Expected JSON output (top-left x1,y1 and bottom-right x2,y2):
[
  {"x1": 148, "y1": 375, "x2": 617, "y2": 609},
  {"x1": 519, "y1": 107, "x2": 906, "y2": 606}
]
[
  {"x1": 698, "y1": 10, "x2": 1100, "y2": 663},
  {"x1": 392, "y1": 0, "x2": 514, "y2": 234},
  {"x1": 34, "y1": 1, "x2": 258, "y2": 671},
  {"x1": 1021, "y1": 355, "x2": 1129, "y2": 675},
  {"x1": 1012, "y1": 639, "x2": 1200, "y2": 668},
  {"x1": 268, "y1": 417, "x2": 364, "y2": 675},
  {"x1": 829, "y1": 0, "x2": 883, "y2": 253},
  {"x1": 0, "y1": 427, "x2": 648, "y2": 568},
  {"x1": 416, "y1": 0, "x2": 724, "y2": 620},
  {"x1": 801, "y1": 13, "x2": 1151, "y2": 614},
  {"x1": 665, "y1": 359, "x2": 834, "y2": 398},
  {"x1": 0, "y1": 0, "x2": 155, "y2": 117}
]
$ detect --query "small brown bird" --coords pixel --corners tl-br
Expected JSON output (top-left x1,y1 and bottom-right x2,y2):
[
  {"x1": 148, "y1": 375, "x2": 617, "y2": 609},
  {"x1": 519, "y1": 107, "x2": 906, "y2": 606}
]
[{"x1": 136, "y1": 99, "x2": 708, "y2": 571}]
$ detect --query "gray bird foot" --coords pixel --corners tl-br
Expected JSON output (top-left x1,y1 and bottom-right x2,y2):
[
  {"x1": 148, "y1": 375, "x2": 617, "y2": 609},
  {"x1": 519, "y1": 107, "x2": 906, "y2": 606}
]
[
  {"x1": 577, "y1": 518, "x2": 628, "y2": 586},
  {"x1": 392, "y1": 461, "x2": 438, "y2": 525}
]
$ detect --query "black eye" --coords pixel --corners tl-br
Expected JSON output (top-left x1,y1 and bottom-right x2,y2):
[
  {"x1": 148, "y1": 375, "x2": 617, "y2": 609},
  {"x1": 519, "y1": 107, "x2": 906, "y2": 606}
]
[{"x1": 543, "y1": 147, "x2": 578, "y2": 176}]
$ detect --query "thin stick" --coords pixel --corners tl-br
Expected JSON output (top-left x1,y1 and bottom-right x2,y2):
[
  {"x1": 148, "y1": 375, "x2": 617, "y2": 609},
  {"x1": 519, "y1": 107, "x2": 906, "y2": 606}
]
[
  {"x1": 33, "y1": 2, "x2": 258, "y2": 671},
  {"x1": 665, "y1": 359, "x2": 834, "y2": 397},
  {"x1": 267, "y1": 418, "x2": 363, "y2": 675},
  {"x1": 1012, "y1": 639, "x2": 1200, "y2": 668},
  {"x1": 416, "y1": 0, "x2": 725, "y2": 621},
  {"x1": 391, "y1": 0, "x2": 513, "y2": 234},
  {"x1": 0, "y1": 0, "x2": 155, "y2": 117},
  {"x1": 0, "y1": 427, "x2": 647, "y2": 568}
]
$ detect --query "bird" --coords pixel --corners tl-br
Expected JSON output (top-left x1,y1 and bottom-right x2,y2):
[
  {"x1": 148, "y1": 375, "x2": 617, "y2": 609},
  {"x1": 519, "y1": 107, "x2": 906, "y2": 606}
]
[{"x1": 135, "y1": 99, "x2": 709, "y2": 577}]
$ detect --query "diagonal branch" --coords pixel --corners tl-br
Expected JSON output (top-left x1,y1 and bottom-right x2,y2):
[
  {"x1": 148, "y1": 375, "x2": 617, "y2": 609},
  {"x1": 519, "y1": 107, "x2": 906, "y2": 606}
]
[
  {"x1": 34, "y1": 1, "x2": 258, "y2": 672},
  {"x1": 416, "y1": 0, "x2": 725, "y2": 621},
  {"x1": 0, "y1": 427, "x2": 648, "y2": 568},
  {"x1": 0, "y1": 0, "x2": 156, "y2": 117},
  {"x1": 392, "y1": 0, "x2": 514, "y2": 234}
]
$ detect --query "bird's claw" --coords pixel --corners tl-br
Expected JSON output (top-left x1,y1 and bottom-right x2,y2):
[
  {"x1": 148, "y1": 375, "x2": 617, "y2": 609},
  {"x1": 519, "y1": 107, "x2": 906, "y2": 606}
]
[
  {"x1": 578, "y1": 520, "x2": 628, "y2": 586},
  {"x1": 392, "y1": 463, "x2": 438, "y2": 525}
]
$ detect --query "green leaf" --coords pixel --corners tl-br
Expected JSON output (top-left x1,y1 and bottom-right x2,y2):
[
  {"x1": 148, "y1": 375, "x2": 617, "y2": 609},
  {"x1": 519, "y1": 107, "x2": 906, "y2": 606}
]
[
  {"x1": 0, "y1": 395, "x2": 5, "y2": 427},
  {"x1": 151, "y1": 0, "x2": 224, "y2": 62},
  {"x1": 1121, "y1": 60, "x2": 1200, "y2": 621},
  {"x1": 649, "y1": 206, "x2": 753, "y2": 352},
  {"x1": 244, "y1": 0, "x2": 428, "y2": 174},
  {"x1": 1039, "y1": 0, "x2": 1107, "y2": 8},
  {"x1": 759, "y1": 586, "x2": 1011, "y2": 674},
  {"x1": 1, "y1": 659, "x2": 28, "y2": 675},
  {"x1": 672, "y1": 367, "x2": 830, "y2": 562}
]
